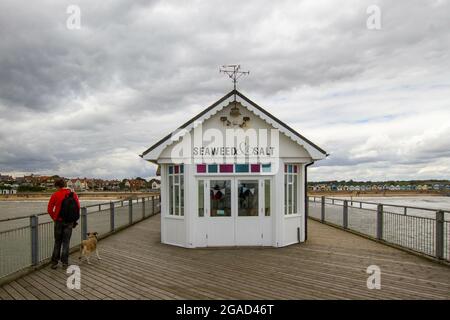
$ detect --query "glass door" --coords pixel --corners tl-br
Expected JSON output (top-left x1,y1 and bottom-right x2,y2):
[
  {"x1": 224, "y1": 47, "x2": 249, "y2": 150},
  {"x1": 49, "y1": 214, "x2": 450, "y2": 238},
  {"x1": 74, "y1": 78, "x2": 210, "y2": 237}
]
[
  {"x1": 235, "y1": 179, "x2": 262, "y2": 245},
  {"x1": 203, "y1": 177, "x2": 273, "y2": 246},
  {"x1": 206, "y1": 179, "x2": 234, "y2": 246}
]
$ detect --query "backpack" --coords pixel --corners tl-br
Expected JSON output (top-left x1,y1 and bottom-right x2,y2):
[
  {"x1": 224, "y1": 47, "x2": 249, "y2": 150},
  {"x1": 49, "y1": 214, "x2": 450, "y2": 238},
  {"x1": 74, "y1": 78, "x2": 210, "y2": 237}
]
[{"x1": 60, "y1": 192, "x2": 80, "y2": 223}]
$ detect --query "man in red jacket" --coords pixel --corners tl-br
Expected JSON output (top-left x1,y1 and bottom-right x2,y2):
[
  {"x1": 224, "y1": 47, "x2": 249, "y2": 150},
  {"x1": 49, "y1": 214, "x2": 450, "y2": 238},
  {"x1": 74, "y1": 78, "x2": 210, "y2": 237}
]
[{"x1": 47, "y1": 178, "x2": 80, "y2": 269}]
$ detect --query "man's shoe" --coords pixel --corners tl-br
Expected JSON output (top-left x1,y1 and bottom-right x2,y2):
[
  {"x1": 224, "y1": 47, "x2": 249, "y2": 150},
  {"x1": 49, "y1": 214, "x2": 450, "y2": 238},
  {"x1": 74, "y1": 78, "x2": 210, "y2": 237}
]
[
  {"x1": 62, "y1": 263, "x2": 69, "y2": 269},
  {"x1": 50, "y1": 262, "x2": 58, "y2": 269}
]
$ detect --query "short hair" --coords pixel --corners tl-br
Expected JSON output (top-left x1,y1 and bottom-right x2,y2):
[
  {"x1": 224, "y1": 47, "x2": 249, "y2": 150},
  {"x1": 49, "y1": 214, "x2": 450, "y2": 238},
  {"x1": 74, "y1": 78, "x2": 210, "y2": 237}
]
[{"x1": 54, "y1": 179, "x2": 66, "y2": 188}]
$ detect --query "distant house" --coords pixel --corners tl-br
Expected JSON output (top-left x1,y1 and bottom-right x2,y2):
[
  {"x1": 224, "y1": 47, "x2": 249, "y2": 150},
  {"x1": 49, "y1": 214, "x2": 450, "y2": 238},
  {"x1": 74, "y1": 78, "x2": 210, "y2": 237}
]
[
  {"x1": 107, "y1": 180, "x2": 121, "y2": 191},
  {"x1": 0, "y1": 188, "x2": 16, "y2": 195},
  {"x1": 129, "y1": 179, "x2": 146, "y2": 191},
  {"x1": 0, "y1": 174, "x2": 13, "y2": 182},
  {"x1": 433, "y1": 184, "x2": 442, "y2": 190},
  {"x1": 87, "y1": 179, "x2": 107, "y2": 191},
  {"x1": 39, "y1": 176, "x2": 58, "y2": 189},
  {"x1": 67, "y1": 178, "x2": 89, "y2": 191},
  {"x1": 149, "y1": 179, "x2": 161, "y2": 190},
  {"x1": 123, "y1": 180, "x2": 131, "y2": 190},
  {"x1": 15, "y1": 176, "x2": 25, "y2": 184},
  {"x1": 23, "y1": 175, "x2": 35, "y2": 185}
]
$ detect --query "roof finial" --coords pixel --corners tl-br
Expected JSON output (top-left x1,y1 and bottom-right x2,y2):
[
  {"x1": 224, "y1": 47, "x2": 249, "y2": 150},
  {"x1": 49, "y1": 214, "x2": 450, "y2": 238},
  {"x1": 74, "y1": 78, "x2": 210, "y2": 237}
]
[{"x1": 219, "y1": 64, "x2": 250, "y2": 91}]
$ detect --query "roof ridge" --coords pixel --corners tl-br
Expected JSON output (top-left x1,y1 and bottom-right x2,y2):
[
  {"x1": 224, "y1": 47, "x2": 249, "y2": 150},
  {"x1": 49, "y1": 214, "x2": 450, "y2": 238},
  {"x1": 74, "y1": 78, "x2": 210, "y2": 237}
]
[
  {"x1": 140, "y1": 89, "x2": 327, "y2": 158},
  {"x1": 140, "y1": 90, "x2": 236, "y2": 157},
  {"x1": 235, "y1": 91, "x2": 327, "y2": 155}
]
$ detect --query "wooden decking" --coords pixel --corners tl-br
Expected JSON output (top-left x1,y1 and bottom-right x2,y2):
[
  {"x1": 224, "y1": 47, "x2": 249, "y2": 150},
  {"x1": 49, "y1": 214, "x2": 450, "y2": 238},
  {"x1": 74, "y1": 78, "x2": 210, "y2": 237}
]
[{"x1": 0, "y1": 215, "x2": 449, "y2": 300}]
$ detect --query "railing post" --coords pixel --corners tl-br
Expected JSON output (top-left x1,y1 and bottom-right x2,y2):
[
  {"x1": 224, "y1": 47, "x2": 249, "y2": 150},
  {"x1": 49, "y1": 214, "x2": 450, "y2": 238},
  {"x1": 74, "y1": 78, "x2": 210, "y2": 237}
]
[
  {"x1": 436, "y1": 210, "x2": 444, "y2": 260},
  {"x1": 377, "y1": 204, "x2": 383, "y2": 240},
  {"x1": 321, "y1": 196, "x2": 325, "y2": 223},
  {"x1": 129, "y1": 199, "x2": 133, "y2": 225},
  {"x1": 30, "y1": 215, "x2": 38, "y2": 266},
  {"x1": 152, "y1": 196, "x2": 155, "y2": 215},
  {"x1": 81, "y1": 207, "x2": 88, "y2": 240},
  {"x1": 110, "y1": 202, "x2": 115, "y2": 232},
  {"x1": 142, "y1": 197, "x2": 146, "y2": 219},
  {"x1": 343, "y1": 200, "x2": 348, "y2": 229}
]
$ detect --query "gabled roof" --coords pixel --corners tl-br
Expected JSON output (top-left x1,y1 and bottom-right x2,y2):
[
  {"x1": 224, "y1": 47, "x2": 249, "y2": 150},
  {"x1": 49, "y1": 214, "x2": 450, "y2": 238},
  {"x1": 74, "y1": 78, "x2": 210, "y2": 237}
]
[{"x1": 140, "y1": 89, "x2": 328, "y2": 161}]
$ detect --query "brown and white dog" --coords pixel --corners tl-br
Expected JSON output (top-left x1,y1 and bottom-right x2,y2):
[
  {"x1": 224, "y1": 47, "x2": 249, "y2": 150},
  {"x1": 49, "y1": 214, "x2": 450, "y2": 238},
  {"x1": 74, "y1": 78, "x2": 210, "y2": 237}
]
[{"x1": 79, "y1": 232, "x2": 101, "y2": 264}]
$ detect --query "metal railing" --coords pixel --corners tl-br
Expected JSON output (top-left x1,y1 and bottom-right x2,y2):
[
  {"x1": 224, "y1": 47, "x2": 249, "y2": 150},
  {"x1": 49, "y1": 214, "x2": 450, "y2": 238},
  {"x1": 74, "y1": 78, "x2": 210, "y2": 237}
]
[
  {"x1": 308, "y1": 196, "x2": 450, "y2": 262},
  {"x1": 0, "y1": 195, "x2": 160, "y2": 282}
]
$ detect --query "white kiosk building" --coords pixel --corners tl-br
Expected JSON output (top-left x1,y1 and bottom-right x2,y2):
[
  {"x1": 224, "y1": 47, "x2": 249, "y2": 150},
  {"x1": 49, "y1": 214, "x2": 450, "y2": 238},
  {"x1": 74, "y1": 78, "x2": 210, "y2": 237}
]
[{"x1": 141, "y1": 90, "x2": 327, "y2": 248}]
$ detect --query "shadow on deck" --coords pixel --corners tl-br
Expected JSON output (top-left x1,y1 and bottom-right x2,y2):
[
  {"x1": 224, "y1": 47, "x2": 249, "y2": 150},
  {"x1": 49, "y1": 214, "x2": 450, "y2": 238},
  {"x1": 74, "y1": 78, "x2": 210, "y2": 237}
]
[{"x1": 1, "y1": 215, "x2": 449, "y2": 300}]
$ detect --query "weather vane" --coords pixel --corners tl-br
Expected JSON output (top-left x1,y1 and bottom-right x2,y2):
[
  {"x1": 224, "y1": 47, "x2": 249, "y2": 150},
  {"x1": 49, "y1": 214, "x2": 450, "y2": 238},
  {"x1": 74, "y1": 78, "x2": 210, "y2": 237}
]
[{"x1": 219, "y1": 64, "x2": 250, "y2": 91}]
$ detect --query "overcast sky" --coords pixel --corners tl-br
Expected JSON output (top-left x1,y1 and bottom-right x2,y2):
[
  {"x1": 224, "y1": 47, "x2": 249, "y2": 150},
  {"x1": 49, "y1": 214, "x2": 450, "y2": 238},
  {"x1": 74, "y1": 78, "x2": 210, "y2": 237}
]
[{"x1": 0, "y1": 0, "x2": 449, "y2": 181}]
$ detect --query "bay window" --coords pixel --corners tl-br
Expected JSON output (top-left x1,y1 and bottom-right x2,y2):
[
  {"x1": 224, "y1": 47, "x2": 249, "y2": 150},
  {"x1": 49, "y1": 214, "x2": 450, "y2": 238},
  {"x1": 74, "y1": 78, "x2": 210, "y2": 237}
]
[
  {"x1": 168, "y1": 164, "x2": 184, "y2": 216},
  {"x1": 284, "y1": 164, "x2": 298, "y2": 215}
]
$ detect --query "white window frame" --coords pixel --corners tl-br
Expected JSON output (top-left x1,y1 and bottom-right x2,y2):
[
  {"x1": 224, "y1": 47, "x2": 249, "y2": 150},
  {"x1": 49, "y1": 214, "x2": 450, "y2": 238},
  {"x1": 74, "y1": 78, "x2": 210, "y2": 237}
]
[
  {"x1": 168, "y1": 165, "x2": 184, "y2": 217},
  {"x1": 198, "y1": 179, "x2": 205, "y2": 217},
  {"x1": 284, "y1": 164, "x2": 299, "y2": 215}
]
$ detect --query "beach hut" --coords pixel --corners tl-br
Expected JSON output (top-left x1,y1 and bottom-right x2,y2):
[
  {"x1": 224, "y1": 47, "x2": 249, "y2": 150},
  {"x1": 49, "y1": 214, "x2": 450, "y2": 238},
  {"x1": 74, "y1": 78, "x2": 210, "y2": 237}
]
[{"x1": 140, "y1": 90, "x2": 327, "y2": 247}]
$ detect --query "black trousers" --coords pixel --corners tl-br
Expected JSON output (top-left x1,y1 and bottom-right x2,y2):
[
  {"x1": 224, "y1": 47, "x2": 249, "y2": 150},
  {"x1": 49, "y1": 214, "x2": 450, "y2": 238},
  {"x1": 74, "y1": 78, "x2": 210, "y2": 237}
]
[{"x1": 51, "y1": 221, "x2": 73, "y2": 264}]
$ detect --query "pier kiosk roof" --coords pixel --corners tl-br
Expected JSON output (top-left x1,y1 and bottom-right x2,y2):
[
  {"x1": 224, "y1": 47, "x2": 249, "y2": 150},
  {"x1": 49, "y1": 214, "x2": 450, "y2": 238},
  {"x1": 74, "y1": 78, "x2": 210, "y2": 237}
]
[
  {"x1": 141, "y1": 90, "x2": 327, "y2": 248},
  {"x1": 140, "y1": 89, "x2": 327, "y2": 162}
]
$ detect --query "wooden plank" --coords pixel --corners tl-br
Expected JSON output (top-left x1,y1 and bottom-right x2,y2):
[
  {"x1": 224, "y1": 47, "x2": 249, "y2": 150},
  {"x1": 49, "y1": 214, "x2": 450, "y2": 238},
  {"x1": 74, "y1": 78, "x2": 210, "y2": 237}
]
[
  {"x1": 100, "y1": 240, "x2": 381, "y2": 299},
  {"x1": 25, "y1": 272, "x2": 73, "y2": 300},
  {"x1": 16, "y1": 278, "x2": 52, "y2": 300},
  {"x1": 8, "y1": 281, "x2": 38, "y2": 300},
  {"x1": 2, "y1": 283, "x2": 25, "y2": 300},
  {"x1": 94, "y1": 251, "x2": 235, "y2": 299},
  {"x1": 38, "y1": 268, "x2": 92, "y2": 300},
  {"x1": 1, "y1": 215, "x2": 449, "y2": 300},
  {"x1": 0, "y1": 286, "x2": 13, "y2": 300}
]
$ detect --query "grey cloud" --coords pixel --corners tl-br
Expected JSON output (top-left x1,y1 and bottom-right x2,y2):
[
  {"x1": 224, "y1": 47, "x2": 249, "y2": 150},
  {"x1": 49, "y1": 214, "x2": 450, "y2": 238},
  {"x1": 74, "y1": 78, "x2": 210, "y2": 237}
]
[{"x1": 0, "y1": 0, "x2": 449, "y2": 180}]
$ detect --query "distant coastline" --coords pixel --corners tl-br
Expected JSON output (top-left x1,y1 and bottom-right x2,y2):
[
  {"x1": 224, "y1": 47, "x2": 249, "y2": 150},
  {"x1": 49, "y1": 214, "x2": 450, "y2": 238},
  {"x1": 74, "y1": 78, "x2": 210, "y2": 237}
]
[
  {"x1": 308, "y1": 190, "x2": 449, "y2": 197},
  {"x1": 0, "y1": 191, "x2": 159, "y2": 201}
]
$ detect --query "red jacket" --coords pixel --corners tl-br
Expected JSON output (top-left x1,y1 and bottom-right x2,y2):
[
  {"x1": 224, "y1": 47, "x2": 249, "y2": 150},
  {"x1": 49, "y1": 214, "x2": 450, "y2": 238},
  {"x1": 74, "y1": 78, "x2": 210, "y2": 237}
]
[{"x1": 47, "y1": 188, "x2": 80, "y2": 221}]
